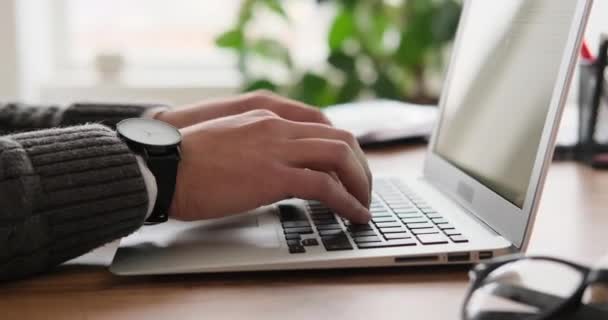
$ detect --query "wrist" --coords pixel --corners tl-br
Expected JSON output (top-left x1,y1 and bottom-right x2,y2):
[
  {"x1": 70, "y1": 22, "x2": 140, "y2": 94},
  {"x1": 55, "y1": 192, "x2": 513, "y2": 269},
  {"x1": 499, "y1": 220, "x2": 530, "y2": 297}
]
[{"x1": 117, "y1": 118, "x2": 182, "y2": 224}]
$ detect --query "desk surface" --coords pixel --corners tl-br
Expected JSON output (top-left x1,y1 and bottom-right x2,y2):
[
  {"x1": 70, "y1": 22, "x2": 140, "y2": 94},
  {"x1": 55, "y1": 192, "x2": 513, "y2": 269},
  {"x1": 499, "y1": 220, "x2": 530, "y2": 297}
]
[{"x1": 2, "y1": 146, "x2": 608, "y2": 320}]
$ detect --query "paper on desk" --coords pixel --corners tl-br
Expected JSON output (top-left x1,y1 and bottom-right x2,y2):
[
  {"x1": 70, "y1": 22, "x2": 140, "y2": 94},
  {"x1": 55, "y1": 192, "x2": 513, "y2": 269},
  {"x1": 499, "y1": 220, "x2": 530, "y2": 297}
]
[
  {"x1": 325, "y1": 100, "x2": 586, "y2": 147},
  {"x1": 324, "y1": 100, "x2": 438, "y2": 145}
]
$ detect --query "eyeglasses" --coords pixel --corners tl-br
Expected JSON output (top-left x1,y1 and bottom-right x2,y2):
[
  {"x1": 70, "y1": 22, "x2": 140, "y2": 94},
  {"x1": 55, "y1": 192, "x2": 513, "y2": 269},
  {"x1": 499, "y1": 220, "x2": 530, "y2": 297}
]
[{"x1": 462, "y1": 255, "x2": 608, "y2": 320}]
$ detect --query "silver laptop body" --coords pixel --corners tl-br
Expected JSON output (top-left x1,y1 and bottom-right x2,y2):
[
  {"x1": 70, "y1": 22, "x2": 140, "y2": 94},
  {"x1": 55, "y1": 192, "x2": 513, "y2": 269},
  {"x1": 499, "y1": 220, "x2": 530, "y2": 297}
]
[{"x1": 111, "y1": 0, "x2": 593, "y2": 275}]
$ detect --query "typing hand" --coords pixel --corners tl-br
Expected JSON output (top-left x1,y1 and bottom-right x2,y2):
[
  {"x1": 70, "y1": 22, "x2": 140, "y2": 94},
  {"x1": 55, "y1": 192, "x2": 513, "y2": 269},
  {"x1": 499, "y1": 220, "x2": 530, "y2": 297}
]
[
  {"x1": 156, "y1": 90, "x2": 332, "y2": 128},
  {"x1": 169, "y1": 109, "x2": 372, "y2": 224}
]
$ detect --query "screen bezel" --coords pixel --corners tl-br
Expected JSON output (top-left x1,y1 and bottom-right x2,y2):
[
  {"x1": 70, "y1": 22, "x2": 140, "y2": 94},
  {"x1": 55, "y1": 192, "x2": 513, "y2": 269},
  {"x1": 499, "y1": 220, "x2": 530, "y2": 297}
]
[{"x1": 423, "y1": 0, "x2": 593, "y2": 250}]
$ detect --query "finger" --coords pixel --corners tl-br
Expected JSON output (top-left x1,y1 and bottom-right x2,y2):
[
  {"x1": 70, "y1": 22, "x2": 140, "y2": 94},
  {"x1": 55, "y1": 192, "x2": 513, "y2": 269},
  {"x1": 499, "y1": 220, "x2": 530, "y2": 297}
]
[
  {"x1": 242, "y1": 91, "x2": 332, "y2": 125},
  {"x1": 285, "y1": 168, "x2": 371, "y2": 223},
  {"x1": 282, "y1": 121, "x2": 373, "y2": 201},
  {"x1": 282, "y1": 139, "x2": 370, "y2": 209}
]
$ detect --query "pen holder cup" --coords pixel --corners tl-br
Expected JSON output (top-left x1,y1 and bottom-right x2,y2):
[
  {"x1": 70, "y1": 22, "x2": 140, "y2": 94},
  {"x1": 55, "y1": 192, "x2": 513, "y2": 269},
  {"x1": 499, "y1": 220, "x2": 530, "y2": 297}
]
[{"x1": 570, "y1": 41, "x2": 608, "y2": 166}]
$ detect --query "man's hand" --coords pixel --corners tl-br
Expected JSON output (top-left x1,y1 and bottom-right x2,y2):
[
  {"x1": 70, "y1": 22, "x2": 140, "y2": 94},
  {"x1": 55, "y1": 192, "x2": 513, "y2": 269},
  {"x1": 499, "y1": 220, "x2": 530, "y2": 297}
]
[
  {"x1": 156, "y1": 90, "x2": 333, "y2": 128},
  {"x1": 170, "y1": 109, "x2": 372, "y2": 224}
]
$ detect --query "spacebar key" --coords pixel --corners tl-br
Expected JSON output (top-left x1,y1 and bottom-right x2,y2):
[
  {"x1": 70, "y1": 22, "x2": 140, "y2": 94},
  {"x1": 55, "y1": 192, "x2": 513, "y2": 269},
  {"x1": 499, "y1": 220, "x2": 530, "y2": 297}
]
[{"x1": 357, "y1": 239, "x2": 417, "y2": 249}]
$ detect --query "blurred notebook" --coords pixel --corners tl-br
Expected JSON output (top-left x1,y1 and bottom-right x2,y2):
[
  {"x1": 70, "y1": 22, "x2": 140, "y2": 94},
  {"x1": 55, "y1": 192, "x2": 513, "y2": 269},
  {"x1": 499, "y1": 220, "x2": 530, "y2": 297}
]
[
  {"x1": 325, "y1": 100, "x2": 581, "y2": 147},
  {"x1": 323, "y1": 100, "x2": 437, "y2": 145}
]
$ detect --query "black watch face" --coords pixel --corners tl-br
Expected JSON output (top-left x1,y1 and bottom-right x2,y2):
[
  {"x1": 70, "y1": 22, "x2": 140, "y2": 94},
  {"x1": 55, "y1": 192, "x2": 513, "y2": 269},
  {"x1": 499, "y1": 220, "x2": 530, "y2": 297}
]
[{"x1": 117, "y1": 118, "x2": 182, "y2": 146}]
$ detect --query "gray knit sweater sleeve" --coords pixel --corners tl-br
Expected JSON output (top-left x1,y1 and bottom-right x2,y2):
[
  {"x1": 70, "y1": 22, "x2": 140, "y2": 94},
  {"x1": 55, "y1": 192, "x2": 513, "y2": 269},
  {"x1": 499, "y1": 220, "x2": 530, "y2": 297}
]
[
  {"x1": 0, "y1": 102, "x2": 164, "y2": 134},
  {"x1": 0, "y1": 102, "x2": 162, "y2": 280}
]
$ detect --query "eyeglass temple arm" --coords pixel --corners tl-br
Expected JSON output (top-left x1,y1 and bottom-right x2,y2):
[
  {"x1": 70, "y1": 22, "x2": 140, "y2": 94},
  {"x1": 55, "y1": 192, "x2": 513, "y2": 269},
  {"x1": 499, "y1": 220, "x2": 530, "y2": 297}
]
[
  {"x1": 471, "y1": 308, "x2": 606, "y2": 320},
  {"x1": 489, "y1": 283, "x2": 562, "y2": 309},
  {"x1": 488, "y1": 283, "x2": 608, "y2": 319},
  {"x1": 469, "y1": 311, "x2": 536, "y2": 320}
]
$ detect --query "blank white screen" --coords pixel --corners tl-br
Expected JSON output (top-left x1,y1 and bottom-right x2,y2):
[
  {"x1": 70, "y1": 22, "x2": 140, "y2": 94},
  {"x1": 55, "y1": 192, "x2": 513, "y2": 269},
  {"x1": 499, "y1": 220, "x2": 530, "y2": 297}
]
[{"x1": 434, "y1": 0, "x2": 578, "y2": 207}]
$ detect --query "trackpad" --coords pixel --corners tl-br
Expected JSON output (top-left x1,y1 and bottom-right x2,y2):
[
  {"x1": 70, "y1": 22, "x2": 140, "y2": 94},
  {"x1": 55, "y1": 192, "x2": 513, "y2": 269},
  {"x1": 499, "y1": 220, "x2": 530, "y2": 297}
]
[
  {"x1": 121, "y1": 208, "x2": 280, "y2": 249},
  {"x1": 168, "y1": 212, "x2": 280, "y2": 249}
]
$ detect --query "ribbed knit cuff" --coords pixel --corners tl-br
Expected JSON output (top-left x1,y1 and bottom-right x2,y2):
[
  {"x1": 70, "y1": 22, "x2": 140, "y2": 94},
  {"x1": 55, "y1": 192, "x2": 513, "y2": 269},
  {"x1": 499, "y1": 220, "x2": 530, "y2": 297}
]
[
  {"x1": 5, "y1": 124, "x2": 149, "y2": 274},
  {"x1": 61, "y1": 102, "x2": 169, "y2": 129}
]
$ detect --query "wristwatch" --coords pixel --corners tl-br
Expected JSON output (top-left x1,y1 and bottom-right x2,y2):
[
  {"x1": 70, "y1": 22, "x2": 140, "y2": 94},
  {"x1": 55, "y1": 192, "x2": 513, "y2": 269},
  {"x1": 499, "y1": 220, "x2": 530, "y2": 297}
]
[{"x1": 116, "y1": 118, "x2": 182, "y2": 224}]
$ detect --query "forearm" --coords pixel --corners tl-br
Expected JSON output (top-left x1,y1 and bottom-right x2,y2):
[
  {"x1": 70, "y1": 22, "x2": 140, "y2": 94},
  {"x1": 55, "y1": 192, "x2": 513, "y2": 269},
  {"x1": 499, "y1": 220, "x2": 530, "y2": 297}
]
[
  {"x1": 0, "y1": 124, "x2": 149, "y2": 280},
  {"x1": 0, "y1": 102, "x2": 167, "y2": 134}
]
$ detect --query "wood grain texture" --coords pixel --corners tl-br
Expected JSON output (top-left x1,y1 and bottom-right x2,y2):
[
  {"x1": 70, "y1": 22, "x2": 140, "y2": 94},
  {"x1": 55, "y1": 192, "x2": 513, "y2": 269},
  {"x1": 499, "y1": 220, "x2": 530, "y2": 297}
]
[{"x1": 1, "y1": 146, "x2": 607, "y2": 320}]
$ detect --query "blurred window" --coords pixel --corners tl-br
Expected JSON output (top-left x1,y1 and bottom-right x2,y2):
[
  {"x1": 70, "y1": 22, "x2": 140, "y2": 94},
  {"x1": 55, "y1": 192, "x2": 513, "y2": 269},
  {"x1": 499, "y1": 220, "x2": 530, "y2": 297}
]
[{"x1": 56, "y1": 0, "x2": 332, "y2": 72}]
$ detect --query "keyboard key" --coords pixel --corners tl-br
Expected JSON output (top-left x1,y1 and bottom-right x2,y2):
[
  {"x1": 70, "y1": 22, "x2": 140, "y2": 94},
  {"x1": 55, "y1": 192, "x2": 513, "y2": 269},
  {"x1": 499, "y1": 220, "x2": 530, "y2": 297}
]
[
  {"x1": 282, "y1": 221, "x2": 311, "y2": 228},
  {"x1": 348, "y1": 224, "x2": 374, "y2": 232},
  {"x1": 357, "y1": 239, "x2": 416, "y2": 249},
  {"x1": 389, "y1": 204, "x2": 416, "y2": 210},
  {"x1": 425, "y1": 213, "x2": 443, "y2": 219},
  {"x1": 375, "y1": 222, "x2": 403, "y2": 228},
  {"x1": 406, "y1": 222, "x2": 434, "y2": 229},
  {"x1": 379, "y1": 226, "x2": 408, "y2": 233},
  {"x1": 302, "y1": 238, "x2": 319, "y2": 246},
  {"x1": 283, "y1": 227, "x2": 314, "y2": 234},
  {"x1": 417, "y1": 233, "x2": 449, "y2": 245},
  {"x1": 443, "y1": 229, "x2": 461, "y2": 236},
  {"x1": 420, "y1": 208, "x2": 437, "y2": 213},
  {"x1": 400, "y1": 217, "x2": 428, "y2": 224},
  {"x1": 285, "y1": 233, "x2": 302, "y2": 240},
  {"x1": 450, "y1": 235, "x2": 469, "y2": 243},
  {"x1": 279, "y1": 205, "x2": 307, "y2": 222},
  {"x1": 382, "y1": 195, "x2": 404, "y2": 200},
  {"x1": 353, "y1": 235, "x2": 382, "y2": 243},
  {"x1": 313, "y1": 218, "x2": 338, "y2": 226},
  {"x1": 288, "y1": 245, "x2": 306, "y2": 254},
  {"x1": 397, "y1": 212, "x2": 423, "y2": 219},
  {"x1": 286, "y1": 239, "x2": 302, "y2": 246},
  {"x1": 307, "y1": 205, "x2": 324, "y2": 211},
  {"x1": 431, "y1": 218, "x2": 449, "y2": 225},
  {"x1": 371, "y1": 212, "x2": 393, "y2": 218},
  {"x1": 319, "y1": 229, "x2": 344, "y2": 236},
  {"x1": 316, "y1": 224, "x2": 343, "y2": 231},
  {"x1": 386, "y1": 239, "x2": 417, "y2": 246},
  {"x1": 386, "y1": 203, "x2": 411, "y2": 209},
  {"x1": 411, "y1": 228, "x2": 439, "y2": 235},
  {"x1": 438, "y1": 224, "x2": 455, "y2": 230},
  {"x1": 310, "y1": 213, "x2": 335, "y2": 220},
  {"x1": 322, "y1": 236, "x2": 353, "y2": 251},
  {"x1": 350, "y1": 230, "x2": 378, "y2": 237},
  {"x1": 384, "y1": 233, "x2": 410, "y2": 240},
  {"x1": 372, "y1": 217, "x2": 398, "y2": 223}
]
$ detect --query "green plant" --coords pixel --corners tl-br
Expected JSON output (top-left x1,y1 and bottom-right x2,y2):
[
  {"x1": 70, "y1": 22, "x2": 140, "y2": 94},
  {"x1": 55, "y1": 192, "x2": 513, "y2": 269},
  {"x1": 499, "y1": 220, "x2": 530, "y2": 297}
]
[{"x1": 216, "y1": 0, "x2": 461, "y2": 107}]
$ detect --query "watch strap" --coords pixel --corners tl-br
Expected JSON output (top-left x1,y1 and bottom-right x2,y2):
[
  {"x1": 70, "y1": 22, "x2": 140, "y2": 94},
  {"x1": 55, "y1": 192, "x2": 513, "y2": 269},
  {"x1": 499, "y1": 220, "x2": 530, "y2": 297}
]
[{"x1": 144, "y1": 149, "x2": 180, "y2": 224}]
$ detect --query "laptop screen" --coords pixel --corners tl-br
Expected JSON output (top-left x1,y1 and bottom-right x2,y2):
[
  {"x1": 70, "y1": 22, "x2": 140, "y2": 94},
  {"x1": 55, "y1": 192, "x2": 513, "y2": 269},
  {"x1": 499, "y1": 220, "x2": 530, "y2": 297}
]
[{"x1": 433, "y1": 0, "x2": 579, "y2": 208}]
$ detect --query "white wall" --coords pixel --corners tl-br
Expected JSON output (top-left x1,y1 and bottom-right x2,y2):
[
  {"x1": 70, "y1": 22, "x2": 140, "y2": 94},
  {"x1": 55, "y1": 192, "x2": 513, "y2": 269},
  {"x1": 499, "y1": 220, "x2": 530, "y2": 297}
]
[
  {"x1": 0, "y1": 0, "x2": 19, "y2": 100},
  {"x1": 16, "y1": 0, "x2": 55, "y2": 102}
]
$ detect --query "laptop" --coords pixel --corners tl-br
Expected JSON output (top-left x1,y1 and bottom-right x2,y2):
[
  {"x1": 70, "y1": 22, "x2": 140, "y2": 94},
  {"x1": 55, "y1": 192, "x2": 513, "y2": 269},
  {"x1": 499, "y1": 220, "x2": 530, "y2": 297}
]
[{"x1": 110, "y1": 0, "x2": 593, "y2": 275}]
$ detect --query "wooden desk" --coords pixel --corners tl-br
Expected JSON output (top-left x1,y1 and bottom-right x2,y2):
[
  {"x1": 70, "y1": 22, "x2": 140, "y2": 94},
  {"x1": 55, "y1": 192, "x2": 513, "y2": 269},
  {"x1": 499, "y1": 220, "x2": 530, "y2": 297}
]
[{"x1": 2, "y1": 146, "x2": 607, "y2": 320}]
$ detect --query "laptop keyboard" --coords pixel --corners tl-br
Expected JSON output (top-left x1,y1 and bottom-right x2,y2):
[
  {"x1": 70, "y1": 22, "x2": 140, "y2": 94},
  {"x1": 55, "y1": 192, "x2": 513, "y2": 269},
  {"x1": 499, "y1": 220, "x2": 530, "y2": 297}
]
[{"x1": 280, "y1": 178, "x2": 468, "y2": 254}]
